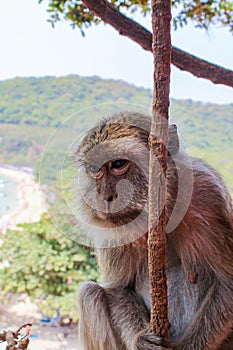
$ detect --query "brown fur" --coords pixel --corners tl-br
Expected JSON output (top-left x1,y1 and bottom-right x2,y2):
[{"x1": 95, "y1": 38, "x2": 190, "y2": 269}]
[{"x1": 76, "y1": 112, "x2": 233, "y2": 350}]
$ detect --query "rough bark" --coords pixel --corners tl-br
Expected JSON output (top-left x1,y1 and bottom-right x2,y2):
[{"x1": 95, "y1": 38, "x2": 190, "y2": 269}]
[
  {"x1": 148, "y1": 0, "x2": 170, "y2": 342},
  {"x1": 82, "y1": 0, "x2": 233, "y2": 88}
]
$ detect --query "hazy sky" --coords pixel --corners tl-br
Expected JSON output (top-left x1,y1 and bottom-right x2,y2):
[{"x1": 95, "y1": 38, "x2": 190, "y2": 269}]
[{"x1": 0, "y1": 0, "x2": 233, "y2": 104}]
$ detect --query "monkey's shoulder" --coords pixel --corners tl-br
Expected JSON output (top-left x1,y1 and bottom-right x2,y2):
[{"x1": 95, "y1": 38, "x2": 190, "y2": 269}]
[{"x1": 191, "y1": 157, "x2": 232, "y2": 212}]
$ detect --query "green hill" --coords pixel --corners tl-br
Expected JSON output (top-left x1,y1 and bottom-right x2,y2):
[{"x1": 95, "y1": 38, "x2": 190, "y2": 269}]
[
  {"x1": 0, "y1": 75, "x2": 232, "y2": 191},
  {"x1": 0, "y1": 75, "x2": 152, "y2": 126}
]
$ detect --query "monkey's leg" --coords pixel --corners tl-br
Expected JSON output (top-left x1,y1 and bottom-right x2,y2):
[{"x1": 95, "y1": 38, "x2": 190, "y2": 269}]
[
  {"x1": 77, "y1": 282, "x2": 123, "y2": 350},
  {"x1": 106, "y1": 288, "x2": 171, "y2": 350}
]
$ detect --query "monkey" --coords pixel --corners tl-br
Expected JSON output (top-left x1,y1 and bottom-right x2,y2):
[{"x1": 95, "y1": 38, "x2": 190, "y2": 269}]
[{"x1": 75, "y1": 111, "x2": 233, "y2": 350}]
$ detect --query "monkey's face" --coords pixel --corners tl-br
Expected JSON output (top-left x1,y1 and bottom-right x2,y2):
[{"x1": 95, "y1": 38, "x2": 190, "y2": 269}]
[
  {"x1": 76, "y1": 132, "x2": 149, "y2": 230},
  {"x1": 74, "y1": 112, "x2": 180, "y2": 246},
  {"x1": 84, "y1": 156, "x2": 148, "y2": 226},
  {"x1": 74, "y1": 114, "x2": 151, "y2": 243}
]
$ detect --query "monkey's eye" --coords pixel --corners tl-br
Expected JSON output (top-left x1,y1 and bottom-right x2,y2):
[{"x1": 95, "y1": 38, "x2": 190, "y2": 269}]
[
  {"x1": 88, "y1": 164, "x2": 103, "y2": 178},
  {"x1": 89, "y1": 164, "x2": 101, "y2": 173},
  {"x1": 111, "y1": 159, "x2": 128, "y2": 169},
  {"x1": 111, "y1": 159, "x2": 130, "y2": 176}
]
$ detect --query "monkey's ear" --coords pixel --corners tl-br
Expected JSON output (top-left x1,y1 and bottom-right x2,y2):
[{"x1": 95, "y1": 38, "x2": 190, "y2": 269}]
[{"x1": 168, "y1": 124, "x2": 179, "y2": 156}]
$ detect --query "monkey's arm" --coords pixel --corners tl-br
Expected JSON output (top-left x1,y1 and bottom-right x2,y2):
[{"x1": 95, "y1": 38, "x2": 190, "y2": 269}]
[
  {"x1": 78, "y1": 281, "x2": 170, "y2": 350},
  {"x1": 98, "y1": 247, "x2": 171, "y2": 349},
  {"x1": 106, "y1": 287, "x2": 171, "y2": 350}
]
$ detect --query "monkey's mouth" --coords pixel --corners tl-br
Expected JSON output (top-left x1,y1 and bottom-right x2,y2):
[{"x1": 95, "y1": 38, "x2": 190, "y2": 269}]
[{"x1": 96, "y1": 209, "x2": 143, "y2": 225}]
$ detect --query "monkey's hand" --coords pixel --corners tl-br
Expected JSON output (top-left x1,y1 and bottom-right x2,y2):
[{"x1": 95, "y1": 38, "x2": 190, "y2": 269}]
[{"x1": 134, "y1": 330, "x2": 173, "y2": 350}]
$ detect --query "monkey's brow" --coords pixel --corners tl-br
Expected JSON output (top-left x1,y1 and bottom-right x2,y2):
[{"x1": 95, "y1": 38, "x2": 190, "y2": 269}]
[
  {"x1": 80, "y1": 148, "x2": 129, "y2": 164},
  {"x1": 77, "y1": 158, "x2": 86, "y2": 166}
]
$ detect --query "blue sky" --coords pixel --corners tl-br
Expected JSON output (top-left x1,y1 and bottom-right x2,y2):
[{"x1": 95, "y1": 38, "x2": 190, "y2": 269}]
[{"x1": 0, "y1": 0, "x2": 233, "y2": 104}]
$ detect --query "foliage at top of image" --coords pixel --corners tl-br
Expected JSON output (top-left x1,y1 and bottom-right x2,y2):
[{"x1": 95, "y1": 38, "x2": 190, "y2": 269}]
[{"x1": 39, "y1": 0, "x2": 233, "y2": 34}]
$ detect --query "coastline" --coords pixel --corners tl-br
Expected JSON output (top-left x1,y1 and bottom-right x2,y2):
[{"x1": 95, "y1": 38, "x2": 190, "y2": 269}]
[{"x1": 0, "y1": 165, "x2": 45, "y2": 233}]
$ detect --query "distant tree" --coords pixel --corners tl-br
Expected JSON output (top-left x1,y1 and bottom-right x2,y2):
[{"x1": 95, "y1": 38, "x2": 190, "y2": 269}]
[
  {"x1": 0, "y1": 212, "x2": 99, "y2": 319},
  {"x1": 39, "y1": 0, "x2": 233, "y2": 87}
]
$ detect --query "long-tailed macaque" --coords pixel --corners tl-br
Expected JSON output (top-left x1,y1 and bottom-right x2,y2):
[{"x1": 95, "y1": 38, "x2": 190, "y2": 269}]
[{"x1": 75, "y1": 112, "x2": 233, "y2": 350}]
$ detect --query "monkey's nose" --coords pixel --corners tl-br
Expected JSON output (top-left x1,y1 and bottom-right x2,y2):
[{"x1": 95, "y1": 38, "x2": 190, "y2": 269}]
[
  {"x1": 106, "y1": 194, "x2": 118, "y2": 202},
  {"x1": 107, "y1": 195, "x2": 113, "y2": 202}
]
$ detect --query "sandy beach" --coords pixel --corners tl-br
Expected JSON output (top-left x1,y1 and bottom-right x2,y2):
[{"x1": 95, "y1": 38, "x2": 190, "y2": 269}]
[{"x1": 0, "y1": 165, "x2": 45, "y2": 233}]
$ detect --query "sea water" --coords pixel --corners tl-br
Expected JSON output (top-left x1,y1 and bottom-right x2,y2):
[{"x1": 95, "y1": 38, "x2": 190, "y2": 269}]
[{"x1": 0, "y1": 175, "x2": 18, "y2": 216}]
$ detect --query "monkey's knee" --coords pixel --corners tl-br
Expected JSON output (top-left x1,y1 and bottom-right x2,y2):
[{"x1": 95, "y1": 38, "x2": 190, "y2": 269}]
[
  {"x1": 77, "y1": 281, "x2": 106, "y2": 311},
  {"x1": 78, "y1": 281, "x2": 104, "y2": 300},
  {"x1": 77, "y1": 282, "x2": 120, "y2": 350}
]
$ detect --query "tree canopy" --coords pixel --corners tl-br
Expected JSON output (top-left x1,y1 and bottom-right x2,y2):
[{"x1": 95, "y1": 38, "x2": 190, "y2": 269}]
[
  {"x1": 40, "y1": 0, "x2": 233, "y2": 33},
  {"x1": 39, "y1": 0, "x2": 233, "y2": 87}
]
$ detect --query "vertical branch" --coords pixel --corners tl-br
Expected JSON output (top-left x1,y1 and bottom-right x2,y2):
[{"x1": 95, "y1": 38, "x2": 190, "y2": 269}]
[{"x1": 148, "y1": 0, "x2": 171, "y2": 342}]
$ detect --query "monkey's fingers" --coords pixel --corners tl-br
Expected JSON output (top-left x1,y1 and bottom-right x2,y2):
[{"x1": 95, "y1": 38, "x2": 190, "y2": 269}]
[{"x1": 134, "y1": 330, "x2": 173, "y2": 350}]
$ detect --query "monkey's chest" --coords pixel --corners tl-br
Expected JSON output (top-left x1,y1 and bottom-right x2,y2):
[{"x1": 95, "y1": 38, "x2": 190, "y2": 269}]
[{"x1": 137, "y1": 265, "x2": 200, "y2": 341}]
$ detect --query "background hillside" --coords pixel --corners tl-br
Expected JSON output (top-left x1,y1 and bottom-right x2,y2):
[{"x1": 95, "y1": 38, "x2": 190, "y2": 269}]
[{"x1": 0, "y1": 75, "x2": 232, "y2": 191}]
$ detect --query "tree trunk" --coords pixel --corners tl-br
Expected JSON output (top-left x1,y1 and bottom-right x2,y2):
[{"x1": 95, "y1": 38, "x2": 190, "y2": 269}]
[{"x1": 148, "y1": 0, "x2": 170, "y2": 342}]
